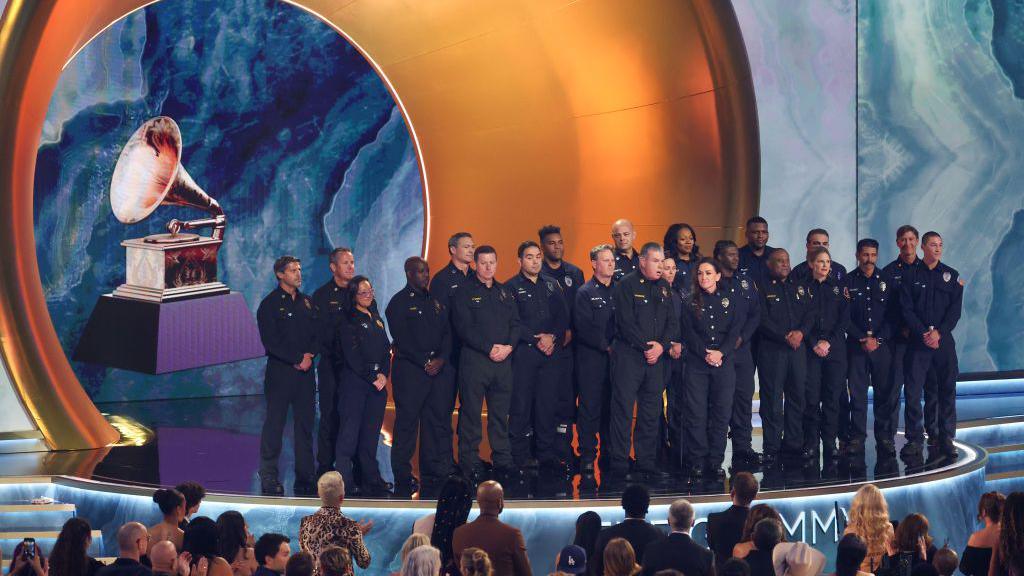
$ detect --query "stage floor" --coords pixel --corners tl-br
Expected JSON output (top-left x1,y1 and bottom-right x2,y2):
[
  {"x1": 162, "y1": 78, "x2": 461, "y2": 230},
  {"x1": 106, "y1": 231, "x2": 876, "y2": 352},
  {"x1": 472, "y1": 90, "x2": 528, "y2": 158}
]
[{"x1": 2, "y1": 393, "x2": 1020, "y2": 501}]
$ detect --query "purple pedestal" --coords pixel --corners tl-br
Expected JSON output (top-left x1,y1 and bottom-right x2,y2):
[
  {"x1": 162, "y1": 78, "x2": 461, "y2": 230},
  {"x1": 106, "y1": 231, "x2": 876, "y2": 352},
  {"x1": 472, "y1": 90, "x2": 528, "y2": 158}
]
[{"x1": 74, "y1": 292, "x2": 265, "y2": 374}]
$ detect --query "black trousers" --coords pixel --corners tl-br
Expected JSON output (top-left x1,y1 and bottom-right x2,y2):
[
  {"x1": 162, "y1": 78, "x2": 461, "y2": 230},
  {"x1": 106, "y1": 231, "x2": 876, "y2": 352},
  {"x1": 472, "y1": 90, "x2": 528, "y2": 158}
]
[
  {"x1": 390, "y1": 359, "x2": 455, "y2": 483},
  {"x1": 682, "y1": 355, "x2": 736, "y2": 467},
  {"x1": 576, "y1": 346, "x2": 612, "y2": 463},
  {"x1": 906, "y1": 339, "x2": 958, "y2": 444},
  {"x1": 757, "y1": 342, "x2": 806, "y2": 454},
  {"x1": 457, "y1": 350, "x2": 514, "y2": 473},
  {"x1": 316, "y1": 357, "x2": 340, "y2": 474},
  {"x1": 510, "y1": 346, "x2": 561, "y2": 464},
  {"x1": 729, "y1": 346, "x2": 756, "y2": 454},
  {"x1": 260, "y1": 362, "x2": 316, "y2": 484},
  {"x1": 608, "y1": 348, "x2": 665, "y2": 473},
  {"x1": 335, "y1": 368, "x2": 387, "y2": 489},
  {"x1": 847, "y1": 342, "x2": 894, "y2": 443},
  {"x1": 663, "y1": 356, "x2": 686, "y2": 462},
  {"x1": 555, "y1": 349, "x2": 576, "y2": 460},
  {"x1": 805, "y1": 342, "x2": 847, "y2": 451}
]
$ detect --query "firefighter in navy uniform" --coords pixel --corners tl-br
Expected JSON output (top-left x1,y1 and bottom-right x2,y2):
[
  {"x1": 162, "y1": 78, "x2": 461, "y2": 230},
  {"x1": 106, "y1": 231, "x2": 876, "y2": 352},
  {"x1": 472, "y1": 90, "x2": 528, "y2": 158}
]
[
  {"x1": 539, "y1": 225, "x2": 586, "y2": 465},
  {"x1": 429, "y1": 232, "x2": 475, "y2": 367},
  {"x1": 790, "y1": 229, "x2": 849, "y2": 283},
  {"x1": 611, "y1": 219, "x2": 640, "y2": 280},
  {"x1": 715, "y1": 240, "x2": 763, "y2": 466},
  {"x1": 311, "y1": 247, "x2": 355, "y2": 477},
  {"x1": 573, "y1": 245, "x2": 617, "y2": 481},
  {"x1": 334, "y1": 275, "x2": 392, "y2": 496},
  {"x1": 900, "y1": 231, "x2": 963, "y2": 460},
  {"x1": 386, "y1": 257, "x2": 455, "y2": 496},
  {"x1": 506, "y1": 241, "x2": 571, "y2": 474},
  {"x1": 451, "y1": 245, "x2": 522, "y2": 483},
  {"x1": 256, "y1": 256, "x2": 319, "y2": 496},
  {"x1": 663, "y1": 223, "x2": 702, "y2": 300},
  {"x1": 737, "y1": 216, "x2": 775, "y2": 293},
  {"x1": 844, "y1": 239, "x2": 896, "y2": 457},
  {"x1": 757, "y1": 248, "x2": 814, "y2": 466},
  {"x1": 679, "y1": 258, "x2": 742, "y2": 481},
  {"x1": 802, "y1": 246, "x2": 849, "y2": 462},
  {"x1": 607, "y1": 242, "x2": 679, "y2": 483},
  {"x1": 658, "y1": 256, "x2": 686, "y2": 469}
]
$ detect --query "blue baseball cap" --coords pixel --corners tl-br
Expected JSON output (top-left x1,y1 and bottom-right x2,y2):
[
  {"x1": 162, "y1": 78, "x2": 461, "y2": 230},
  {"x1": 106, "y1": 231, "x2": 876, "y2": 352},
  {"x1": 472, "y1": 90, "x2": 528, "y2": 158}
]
[{"x1": 557, "y1": 545, "x2": 587, "y2": 574}]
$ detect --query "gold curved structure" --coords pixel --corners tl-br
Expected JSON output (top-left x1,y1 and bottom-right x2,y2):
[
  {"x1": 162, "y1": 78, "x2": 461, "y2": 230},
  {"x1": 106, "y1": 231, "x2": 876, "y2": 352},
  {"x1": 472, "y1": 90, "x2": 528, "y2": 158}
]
[{"x1": 0, "y1": 0, "x2": 758, "y2": 450}]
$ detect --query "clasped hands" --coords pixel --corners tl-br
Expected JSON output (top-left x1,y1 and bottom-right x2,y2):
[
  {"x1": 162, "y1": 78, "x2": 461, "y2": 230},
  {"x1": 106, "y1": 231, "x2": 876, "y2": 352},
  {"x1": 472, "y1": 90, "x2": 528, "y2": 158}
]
[
  {"x1": 293, "y1": 352, "x2": 315, "y2": 371},
  {"x1": 922, "y1": 329, "x2": 941, "y2": 349}
]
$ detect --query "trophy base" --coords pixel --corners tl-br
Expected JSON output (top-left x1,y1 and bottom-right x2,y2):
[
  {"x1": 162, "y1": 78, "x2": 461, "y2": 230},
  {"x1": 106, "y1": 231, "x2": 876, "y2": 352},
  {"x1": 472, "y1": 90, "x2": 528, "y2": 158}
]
[
  {"x1": 73, "y1": 292, "x2": 265, "y2": 374},
  {"x1": 113, "y1": 282, "x2": 230, "y2": 303}
]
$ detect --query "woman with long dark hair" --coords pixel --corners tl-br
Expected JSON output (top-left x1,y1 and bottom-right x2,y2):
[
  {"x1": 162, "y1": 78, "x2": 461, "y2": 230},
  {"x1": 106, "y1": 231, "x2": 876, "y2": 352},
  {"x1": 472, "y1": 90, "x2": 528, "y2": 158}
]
[
  {"x1": 663, "y1": 223, "x2": 702, "y2": 298},
  {"x1": 990, "y1": 492, "x2": 1024, "y2": 576},
  {"x1": 572, "y1": 511, "x2": 602, "y2": 576},
  {"x1": 678, "y1": 257, "x2": 741, "y2": 480},
  {"x1": 49, "y1": 518, "x2": 103, "y2": 576},
  {"x1": 429, "y1": 475, "x2": 474, "y2": 576},
  {"x1": 334, "y1": 275, "x2": 391, "y2": 495},
  {"x1": 183, "y1": 517, "x2": 233, "y2": 576},
  {"x1": 216, "y1": 511, "x2": 256, "y2": 576}
]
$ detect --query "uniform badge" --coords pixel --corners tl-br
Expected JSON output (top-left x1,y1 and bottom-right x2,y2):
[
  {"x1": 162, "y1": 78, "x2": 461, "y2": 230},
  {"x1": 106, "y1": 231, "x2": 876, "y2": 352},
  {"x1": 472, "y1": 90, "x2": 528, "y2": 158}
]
[
  {"x1": 843, "y1": 287, "x2": 850, "y2": 300},
  {"x1": 361, "y1": 322, "x2": 369, "y2": 329},
  {"x1": 661, "y1": 287, "x2": 669, "y2": 298},
  {"x1": 499, "y1": 289, "x2": 507, "y2": 301},
  {"x1": 721, "y1": 297, "x2": 730, "y2": 308},
  {"x1": 833, "y1": 286, "x2": 840, "y2": 296},
  {"x1": 375, "y1": 319, "x2": 384, "y2": 329},
  {"x1": 435, "y1": 301, "x2": 442, "y2": 313},
  {"x1": 880, "y1": 281, "x2": 887, "y2": 292},
  {"x1": 546, "y1": 281, "x2": 555, "y2": 292},
  {"x1": 565, "y1": 275, "x2": 573, "y2": 287},
  {"x1": 943, "y1": 271, "x2": 951, "y2": 283},
  {"x1": 304, "y1": 298, "x2": 312, "y2": 310},
  {"x1": 797, "y1": 286, "x2": 805, "y2": 297},
  {"x1": 740, "y1": 279, "x2": 749, "y2": 290}
]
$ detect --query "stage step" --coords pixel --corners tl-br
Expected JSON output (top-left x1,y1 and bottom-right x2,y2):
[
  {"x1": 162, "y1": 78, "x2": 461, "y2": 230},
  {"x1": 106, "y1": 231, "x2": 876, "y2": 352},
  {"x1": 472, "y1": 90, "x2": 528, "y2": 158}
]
[{"x1": 957, "y1": 416, "x2": 1024, "y2": 448}]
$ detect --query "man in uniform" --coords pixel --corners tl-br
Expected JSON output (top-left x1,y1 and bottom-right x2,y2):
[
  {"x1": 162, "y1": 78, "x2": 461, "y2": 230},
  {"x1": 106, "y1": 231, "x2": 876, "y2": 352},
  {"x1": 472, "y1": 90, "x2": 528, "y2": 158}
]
[
  {"x1": 900, "y1": 232, "x2": 963, "y2": 460},
  {"x1": 574, "y1": 244, "x2": 617, "y2": 481},
  {"x1": 311, "y1": 247, "x2": 355, "y2": 477},
  {"x1": 714, "y1": 240, "x2": 762, "y2": 466},
  {"x1": 757, "y1": 249, "x2": 814, "y2": 466},
  {"x1": 737, "y1": 216, "x2": 775, "y2": 292},
  {"x1": 844, "y1": 239, "x2": 896, "y2": 457},
  {"x1": 608, "y1": 242, "x2": 678, "y2": 483},
  {"x1": 386, "y1": 257, "x2": 455, "y2": 495},
  {"x1": 539, "y1": 225, "x2": 586, "y2": 465},
  {"x1": 451, "y1": 246, "x2": 522, "y2": 483},
  {"x1": 611, "y1": 219, "x2": 640, "y2": 281},
  {"x1": 790, "y1": 229, "x2": 849, "y2": 283},
  {"x1": 506, "y1": 241, "x2": 570, "y2": 475},
  {"x1": 256, "y1": 256, "x2": 319, "y2": 496}
]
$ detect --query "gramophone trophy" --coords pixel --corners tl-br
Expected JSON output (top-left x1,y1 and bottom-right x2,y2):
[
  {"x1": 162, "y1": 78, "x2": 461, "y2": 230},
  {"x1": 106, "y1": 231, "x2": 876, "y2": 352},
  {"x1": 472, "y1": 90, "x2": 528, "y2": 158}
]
[{"x1": 74, "y1": 117, "x2": 264, "y2": 374}]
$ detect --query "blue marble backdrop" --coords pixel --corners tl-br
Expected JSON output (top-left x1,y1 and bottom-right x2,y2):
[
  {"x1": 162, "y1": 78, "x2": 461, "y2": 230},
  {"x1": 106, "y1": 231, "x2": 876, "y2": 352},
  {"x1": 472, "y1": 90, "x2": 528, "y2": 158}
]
[{"x1": 33, "y1": 0, "x2": 424, "y2": 401}]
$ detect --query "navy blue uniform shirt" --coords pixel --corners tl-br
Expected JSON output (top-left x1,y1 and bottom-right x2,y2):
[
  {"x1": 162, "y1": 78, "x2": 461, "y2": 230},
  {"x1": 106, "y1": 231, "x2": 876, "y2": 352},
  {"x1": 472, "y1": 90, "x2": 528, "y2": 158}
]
[
  {"x1": 721, "y1": 273, "x2": 761, "y2": 349},
  {"x1": 257, "y1": 286, "x2": 320, "y2": 366},
  {"x1": 757, "y1": 276, "x2": 814, "y2": 345},
  {"x1": 385, "y1": 284, "x2": 451, "y2": 366},
  {"x1": 611, "y1": 271, "x2": 679, "y2": 353},
  {"x1": 338, "y1": 307, "x2": 391, "y2": 382},
  {"x1": 506, "y1": 272, "x2": 570, "y2": 348},
  {"x1": 613, "y1": 249, "x2": 640, "y2": 281},
  {"x1": 806, "y1": 275, "x2": 849, "y2": 347},
  {"x1": 574, "y1": 277, "x2": 616, "y2": 352},
  {"x1": 844, "y1": 267, "x2": 894, "y2": 341},
  {"x1": 452, "y1": 275, "x2": 523, "y2": 355},
  {"x1": 738, "y1": 244, "x2": 775, "y2": 292},
  {"x1": 680, "y1": 287, "x2": 743, "y2": 358},
  {"x1": 901, "y1": 261, "x2": 964, "y2": 343}
]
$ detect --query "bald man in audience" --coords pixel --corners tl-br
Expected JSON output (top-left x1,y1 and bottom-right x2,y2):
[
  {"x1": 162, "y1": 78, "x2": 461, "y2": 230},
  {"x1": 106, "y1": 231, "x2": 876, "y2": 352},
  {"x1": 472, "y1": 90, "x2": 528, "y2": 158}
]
[
  {"x1": 99, "y1": 522, "x2": 153, "y2": 576},
  {"x1": 452, "y1": 481, "x2": 533, "y2": 576},
  {"x1": 150, "y1": 541, "x2": 189, "y2": 576}
]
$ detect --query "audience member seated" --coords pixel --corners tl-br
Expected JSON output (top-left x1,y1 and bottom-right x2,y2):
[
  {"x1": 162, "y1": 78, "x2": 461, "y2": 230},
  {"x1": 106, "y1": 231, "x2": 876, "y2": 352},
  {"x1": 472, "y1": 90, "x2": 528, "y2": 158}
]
[
  {"x1": 392, "y1": 535, "x2": 430, "y2": 576},
  {"x1": 708, "y1": 472, "x2": 759, "y2": 569},
  {"x1": 299, "y1": 472, "x2": 372, "y2": 575},
  {"x1": 831, "y1": 534, "x2": 870, "y2": 576},
  {"x1": 603, "y1": 538, "x2": 641, "y2": 576},
  {"x1": 284, "y1": 553, "x2": 313, "y2": 576},
  {"x1": 151, "y1": 489, "x2": 187, "y2": 551},
  {"x1": 1007, "y1": 551, "x2": 1024, "y2": 576},
  {"x1": 732, "y1": 505, "x2": 785, "y2": 560},
  {"x1": 9, "y1": 540, "x2": 47, "y2": 576},
  {"x1": 452, "y1": 481, "x2": 532, "y2": 576},
  {"x1": 99, "y1": 523, "x2": 153, "y2": 576},
  {"x1": 253, "y1": 534, "x2": 291, "y2": 576},
  {"x1": 845, "y1": 484, "x2": 895, "y2": 574},
  {"x1": 175, "y1": 482, "x2": 207, "y2": 530},
  {"x1": 427, "y1": 476, "x2": 474, "y2": 576},
  {"x1": 459, "y1": 548, "x2": 492, "y2": 576},
  {"x1": 401, "y1": 546, "x2": 441, "y2": 576},
  {"x1": 887, "y1": 513, "x2": 937, "y2": 572},
  {"x1": 182, "y1": 517, "x2": 232, "y2": 576},
  {"x1": 772, "y1": 542, "x2": 825, "y2": 576},
  {"x1": 745, "y1": 519, "x2": 783, "y2": 576},
  {"x1": 317, "y1": 548, "x2": 350, "y2": 576},
  {"x1": 216, "y1": 512, "x2": 257, "y2": 576},
  {"x1": 641, "y1": 499, "x2": 713, "y2": 576},
  {"x1": 932, "y1": 547, "x2": 957, "y2": 576},
  {"x1": 554, "y1": 545, "x2": 588, "y2": 576},
  {"x1": 572, "y1": 512, "x2": 601, "y2": 576},
  {"x1": 991, "y1": 492, "x2": 1024, "y2": 576},
  {"x1": 50, "y1": 518, "x2": 105, "y2": 576},
  {"x1": 150, "y1": 541, "x2": 188, "y2": 576},
  {"x1": 960, "y1": 492, "x2": 1003, "y2": 576},
  {"x1": 593, "y1": 485, "x2": 663, "y2": 576},
  {"x1": 721, "y1": 558, "x2": 751, "y2": 576}
]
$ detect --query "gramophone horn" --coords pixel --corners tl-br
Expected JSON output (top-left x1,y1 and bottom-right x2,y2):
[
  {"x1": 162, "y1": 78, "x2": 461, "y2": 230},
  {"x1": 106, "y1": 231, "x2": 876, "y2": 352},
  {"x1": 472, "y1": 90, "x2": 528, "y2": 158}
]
[{"x1": 109, "y1": 116, "x2": 223, "y2": 225}]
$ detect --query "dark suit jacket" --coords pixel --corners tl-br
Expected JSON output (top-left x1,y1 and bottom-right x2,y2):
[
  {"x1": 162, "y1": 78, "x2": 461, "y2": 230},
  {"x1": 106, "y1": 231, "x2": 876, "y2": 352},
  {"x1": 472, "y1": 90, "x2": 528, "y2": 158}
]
[
  {"x1": 641, "y1": 533, "x2": 715, "y2": 576},
  {"x1": 97, "y1": 558, "x2": 153, "y2": 576},
  {"x1": 591, "y1": 519, "x2": 664, "y2": 576},
  {"x1": 706, "y1": 505, "x2": 749, "y2": 568},
  {"x1": 452, "y1": 514, "x2": 532, "y2": 576}
]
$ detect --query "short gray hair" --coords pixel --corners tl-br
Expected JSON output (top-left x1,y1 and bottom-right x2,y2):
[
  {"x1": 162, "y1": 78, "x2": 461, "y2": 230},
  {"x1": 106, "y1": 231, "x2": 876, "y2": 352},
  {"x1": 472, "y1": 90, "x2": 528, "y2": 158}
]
[
  {"x1": 401, "y1": 545, "x2": 441, "y2": 576},
  {"x1": 590, "y1": 244, "x2": 614, "y2": 261},
  {"x1": 317, "y1": 471, "x2": 345, "y2": 503},
  {"x1": 668, "y1": 499, "x2": 694, "y2": 531}
]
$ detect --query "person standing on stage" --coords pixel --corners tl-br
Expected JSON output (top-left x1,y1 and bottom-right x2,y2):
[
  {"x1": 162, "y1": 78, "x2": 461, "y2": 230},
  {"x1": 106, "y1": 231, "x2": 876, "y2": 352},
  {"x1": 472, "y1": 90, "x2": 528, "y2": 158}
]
[
  {"x1": 611, "y1": 219, "x2": 640, "y2": 281},
  {"x1": 900, "y1": 231, "x2": 963, "y2": 460},
  {"x1": 506, "y1": 241, "x2": 571, "y2": 476},
  {"x1": 573, "y1": 244, "x2": 617, "y2": 481},
  {"x1": 679, "y1": 258, "x2": 741, "y2": 480},
  {"x1": 386, "y1": 257, "x2": 455, "y2": 496},
  {"x1": 737, "y1": 216, "x2": 775, "y2": 293},
  {"x1": 256, "y1": 256, "x2": 319, "y2": 496},
  {"x1": 845, "y1": 239, "x2": 896, "y2": 457},
  {"x1": 790, "y1": 229, "x2": 849, "y2": 284},
  {"x1": 663, "y1": 223, "x2": 701, "y2": 300},
  {"x1": 452, "y1": 246, "x2": 522, "y2": 484},
  {"x1": 715, "y1": 240, "x2": 762, "y2": 467},
  {"x1": 430, "y1": 232, "x2": 475, "y2": 372},
  {"x1": 659, "y1": 256, "x2": 685, "y2": 469},
  {"x1": 312, "y1": 248, "x2": 356, "y2": 478},
  {"x1": 757, "y1": 248, "x2": 813, "y2": 466},
  {"x1": 608, "y1": 242, "x2": 678, "y2": 483},
  {"x1": 539, "y1": 225, "x2": 585, "y2": 464},
  {"x1": 335, "y1": 276, "x2": 392, "y2": 496},
  {"x1": 802, "y1": 247, "x2": 849, "y2": 462}
]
